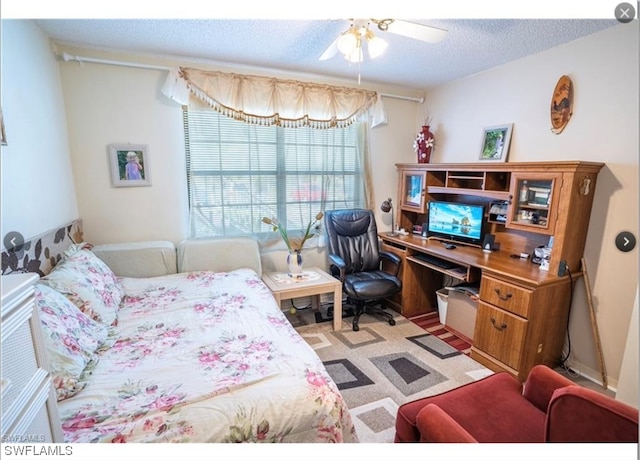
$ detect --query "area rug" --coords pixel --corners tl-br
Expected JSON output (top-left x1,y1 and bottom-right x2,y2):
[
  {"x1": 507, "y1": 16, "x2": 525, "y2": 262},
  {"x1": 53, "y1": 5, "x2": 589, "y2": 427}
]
[
  {"x1": 409, "y1": 311, "x2": 472, "y2": 355},
  {"x1": 285, "y1": 305, "x2": 493, "y2": 443}
]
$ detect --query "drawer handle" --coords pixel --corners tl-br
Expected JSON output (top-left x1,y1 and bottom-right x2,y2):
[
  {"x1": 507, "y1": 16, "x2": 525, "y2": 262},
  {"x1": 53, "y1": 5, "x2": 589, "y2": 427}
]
[
  {"x1": 490, "y1": 317, "x2": 507, "y2": 331},
  {"x1": 494, "y1": 288, "x2": 513, "y2": 301}
]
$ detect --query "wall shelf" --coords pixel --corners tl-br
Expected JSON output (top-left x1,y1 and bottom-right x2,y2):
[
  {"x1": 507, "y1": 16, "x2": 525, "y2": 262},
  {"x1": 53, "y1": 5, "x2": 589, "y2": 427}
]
[{"x1": 427, "y1": 186, "x2": 511, "y2": 201}]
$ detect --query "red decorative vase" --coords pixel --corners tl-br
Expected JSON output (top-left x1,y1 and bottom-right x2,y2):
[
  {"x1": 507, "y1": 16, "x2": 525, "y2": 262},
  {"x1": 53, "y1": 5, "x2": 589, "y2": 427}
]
[{"x1": 415, "y1": 125, "x2": 435, "y2": 164}]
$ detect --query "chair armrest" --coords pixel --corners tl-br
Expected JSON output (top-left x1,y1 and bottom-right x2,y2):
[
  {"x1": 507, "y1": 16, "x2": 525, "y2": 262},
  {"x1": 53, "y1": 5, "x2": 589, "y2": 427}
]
[
  {"x1": 523, "y1": 365, "x2": 576, "y2": 413},
  {"x1": 380, "y1": 251, "x2": 401, "y2": 276},
  {"x1": 546, "y1": 386, "x2": 639, "y2": 442},
  {"x1": 416, "y1": 404, "x2": 478, "y2": 443},
  {"x1": 328, "y1": 253, "x2": 346, "y2": 282}
]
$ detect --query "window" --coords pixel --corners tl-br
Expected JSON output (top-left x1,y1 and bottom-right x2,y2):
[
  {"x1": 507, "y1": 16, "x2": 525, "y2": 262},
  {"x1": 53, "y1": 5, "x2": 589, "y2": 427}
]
[{"x1": 184, "y1": 108, "x2": 367, "y2": 238}]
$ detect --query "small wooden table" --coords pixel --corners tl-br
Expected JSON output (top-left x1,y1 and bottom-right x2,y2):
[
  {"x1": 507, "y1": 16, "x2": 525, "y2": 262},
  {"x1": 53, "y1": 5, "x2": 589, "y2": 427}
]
[{"x1": 261, "y1": 267, "x2": 343, "y2": 330}]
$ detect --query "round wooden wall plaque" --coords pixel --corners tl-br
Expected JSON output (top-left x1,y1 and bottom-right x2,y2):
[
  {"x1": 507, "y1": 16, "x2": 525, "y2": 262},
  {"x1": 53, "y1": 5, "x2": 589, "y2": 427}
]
[{"x1": 550, "y1": 75, "x2": 573, "y2": 134}]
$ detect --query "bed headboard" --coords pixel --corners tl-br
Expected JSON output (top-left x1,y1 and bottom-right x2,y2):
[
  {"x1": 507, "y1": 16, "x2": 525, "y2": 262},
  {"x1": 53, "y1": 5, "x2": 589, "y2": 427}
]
[{"x1": 1, "y1": 220, "x2": 83, "y2": 277}]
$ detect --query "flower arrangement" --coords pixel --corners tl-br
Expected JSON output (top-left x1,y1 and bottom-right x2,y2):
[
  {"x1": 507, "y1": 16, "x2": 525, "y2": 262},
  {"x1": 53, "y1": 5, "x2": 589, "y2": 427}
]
[
  {"x1": 262, "y1": 212, "x2": 324, "y2": 253},
  {"x1": 413, "y1": 132, "x2": 435, "y2": 156},
  {"x1": 413, "y1": 117, "x2": 435, "y2": 164}
]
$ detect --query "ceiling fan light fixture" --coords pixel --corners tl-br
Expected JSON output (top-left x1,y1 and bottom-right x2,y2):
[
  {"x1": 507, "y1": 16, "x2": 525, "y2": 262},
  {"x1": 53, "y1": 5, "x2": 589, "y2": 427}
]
[
  {"x1": 319, "y1": 18, "x2": 448, "y2": 64},
  {"x1": 366, "y1": 33, "x2": 387, "y2": 59},
  {"x1": 337, "y1": 27, "x2": 365, "y2": 63},
  {"x1": 344, "y1": 45, "x2": 363, "y2": 63},
  {"x1": 337, "y1": 28, "x2": 358, "y2": 57},
  {"x1": 373, "y1": 18, "x2": 394, "y2": 32}
]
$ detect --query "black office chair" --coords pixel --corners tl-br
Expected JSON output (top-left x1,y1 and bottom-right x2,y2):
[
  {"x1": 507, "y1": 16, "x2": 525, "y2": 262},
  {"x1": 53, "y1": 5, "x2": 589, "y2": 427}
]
[{"x1": 324, "y1": 209, "x2": 402, "y2": 331}]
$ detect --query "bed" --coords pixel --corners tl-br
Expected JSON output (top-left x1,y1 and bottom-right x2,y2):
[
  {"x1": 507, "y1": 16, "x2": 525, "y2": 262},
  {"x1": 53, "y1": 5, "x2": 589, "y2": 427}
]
[{"x1": 9, "y1": 229, "x2": 357, "y2": 443}]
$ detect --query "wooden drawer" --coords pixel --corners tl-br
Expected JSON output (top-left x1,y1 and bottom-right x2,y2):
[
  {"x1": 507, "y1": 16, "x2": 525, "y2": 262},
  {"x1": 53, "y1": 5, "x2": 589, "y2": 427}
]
[
  {"x1": 480, "y1": 275, "x2": 532, "y2": 318},
  {"x1": 473, "y1": 301, "x2": 528, "y2": 370}
]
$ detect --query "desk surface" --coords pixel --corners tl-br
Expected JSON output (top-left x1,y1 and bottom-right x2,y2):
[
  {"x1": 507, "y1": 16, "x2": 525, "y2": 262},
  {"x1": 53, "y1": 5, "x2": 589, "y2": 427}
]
[{"x1": 380, "y1": 233, "x2": 566, "y2": 287}]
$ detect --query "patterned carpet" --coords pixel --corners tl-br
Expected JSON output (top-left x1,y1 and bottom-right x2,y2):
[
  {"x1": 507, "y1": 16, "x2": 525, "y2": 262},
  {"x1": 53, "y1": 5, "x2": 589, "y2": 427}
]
[
  {"x1": 408, "y1": 311, "x2": 472, "y2": 355},
  {"x1": 285, "y1": 304, "x2": 492, "y2": 443}
]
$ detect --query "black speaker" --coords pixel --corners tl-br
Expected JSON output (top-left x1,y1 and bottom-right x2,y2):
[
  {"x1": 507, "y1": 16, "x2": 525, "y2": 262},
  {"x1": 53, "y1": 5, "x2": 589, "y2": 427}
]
[{"x1": 482, "y1": 234, "x2": 496, "y2": 252}]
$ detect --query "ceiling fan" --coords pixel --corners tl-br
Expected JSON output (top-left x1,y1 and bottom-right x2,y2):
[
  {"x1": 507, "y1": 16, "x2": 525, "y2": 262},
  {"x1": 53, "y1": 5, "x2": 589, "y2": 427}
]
[{"x1": 319, "y1": 19, "x2": 448, "y2": 63}]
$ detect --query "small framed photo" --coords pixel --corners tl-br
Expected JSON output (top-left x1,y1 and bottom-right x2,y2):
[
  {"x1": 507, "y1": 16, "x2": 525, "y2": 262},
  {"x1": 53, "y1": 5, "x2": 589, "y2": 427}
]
[
  {"x1": 1, "y1": 107, "x2": 7, "y2": 146},
  {"x1": 400, "y1": 170, "x2": 427, "y2": 213},
  {"x1": 108, "y1": 144, "x2": 151, "y2": 187},
  {"x1": 479, "y1": 124, "x2": 513, "y2": 162}
]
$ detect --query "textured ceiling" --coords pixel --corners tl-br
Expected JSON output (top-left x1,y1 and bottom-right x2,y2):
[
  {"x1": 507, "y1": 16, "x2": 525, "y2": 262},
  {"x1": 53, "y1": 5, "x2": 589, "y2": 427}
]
[{"x1": 34, "y1": 18, "x2": 618, "y2": 90}]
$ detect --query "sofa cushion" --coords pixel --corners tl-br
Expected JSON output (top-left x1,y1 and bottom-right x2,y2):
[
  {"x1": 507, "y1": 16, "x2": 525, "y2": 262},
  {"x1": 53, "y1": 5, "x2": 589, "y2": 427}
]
[
  {"x1": 177, "y1": 237, "x2": 262, "y2": 276},
  {"x1": 92, "y1": 240, "x2": 177, "y2": 278}
]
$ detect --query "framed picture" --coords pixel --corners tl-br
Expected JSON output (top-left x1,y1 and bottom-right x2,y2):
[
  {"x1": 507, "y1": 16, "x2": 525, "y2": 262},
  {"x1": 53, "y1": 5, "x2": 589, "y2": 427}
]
[
  {"x1": 479, "y1": 124, "x2": 513, "y2": 162},
  {"x1": 1, "y1": 108, "x2": 7, "y2": 146},
  {"x1": 108, "y1": 144, "x2": 151, "y2": 187},
  {"x1": 400, "y1": 170, "x2": 427, "y2": 213}
]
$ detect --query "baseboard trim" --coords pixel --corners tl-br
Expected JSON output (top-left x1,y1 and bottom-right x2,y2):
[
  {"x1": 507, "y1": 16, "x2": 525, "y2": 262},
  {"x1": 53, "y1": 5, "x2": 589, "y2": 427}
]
[{"x1": 563, "y1": 363, "x2": 618, "y2": 394}]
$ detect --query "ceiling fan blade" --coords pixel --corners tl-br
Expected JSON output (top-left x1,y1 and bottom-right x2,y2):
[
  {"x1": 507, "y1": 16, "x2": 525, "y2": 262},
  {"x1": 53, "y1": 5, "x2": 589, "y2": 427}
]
[
  {"x1": 385, "y1": 19, "x2": 447, "y2": 43},
  {"x1": 319, "y1": 36, "x2": 340, "y2": 61}
]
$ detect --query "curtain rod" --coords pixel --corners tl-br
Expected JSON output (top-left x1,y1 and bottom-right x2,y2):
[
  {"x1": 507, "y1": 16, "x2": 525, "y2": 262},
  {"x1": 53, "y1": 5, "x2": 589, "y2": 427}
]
[
  {"x1": 62, "y1": 52, "x2": 171, "y2": 71},
  {"x1": 379, "y1": 93, "x2": 424, "y2": 103},
  {"x1": 61, "y1": 52, "x2": 424, "y2": 104}
]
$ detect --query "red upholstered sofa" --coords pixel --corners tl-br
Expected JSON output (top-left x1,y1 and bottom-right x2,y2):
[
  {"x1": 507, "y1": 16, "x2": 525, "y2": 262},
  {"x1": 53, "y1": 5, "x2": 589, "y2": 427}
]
[{"x1": 395, "y1": 364, "x2": 638, "y2": 443}]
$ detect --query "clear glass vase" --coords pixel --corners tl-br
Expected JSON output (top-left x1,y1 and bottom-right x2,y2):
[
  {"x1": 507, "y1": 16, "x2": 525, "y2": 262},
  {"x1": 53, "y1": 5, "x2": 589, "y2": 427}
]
[{"x1": 287, "y1": 250, "x2": 304, "y2": 278}]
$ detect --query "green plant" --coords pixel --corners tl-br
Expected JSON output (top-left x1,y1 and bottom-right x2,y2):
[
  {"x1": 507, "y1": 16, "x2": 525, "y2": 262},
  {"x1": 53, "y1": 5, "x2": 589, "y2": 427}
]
[{"x1": 262, "y1": 212, "x2": 324, "y2": 252}]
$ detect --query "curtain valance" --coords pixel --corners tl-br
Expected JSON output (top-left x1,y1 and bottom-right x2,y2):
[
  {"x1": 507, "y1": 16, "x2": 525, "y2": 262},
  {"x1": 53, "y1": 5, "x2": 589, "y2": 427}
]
[{"x1": 161, "y1": 67, "x2": 387, "y2": 128}]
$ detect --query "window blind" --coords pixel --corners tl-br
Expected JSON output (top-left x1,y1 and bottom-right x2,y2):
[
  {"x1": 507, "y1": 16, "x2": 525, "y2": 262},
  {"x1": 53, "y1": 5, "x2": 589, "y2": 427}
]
[{"x1": 184, "y1": 108, "x2": 366, "y2": 238}]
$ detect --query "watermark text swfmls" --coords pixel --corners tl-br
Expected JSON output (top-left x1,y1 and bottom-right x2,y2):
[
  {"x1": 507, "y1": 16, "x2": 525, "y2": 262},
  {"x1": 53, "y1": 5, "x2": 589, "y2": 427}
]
[{"x1": 3, "y1": 445, "x2": 73, "y2": 456}]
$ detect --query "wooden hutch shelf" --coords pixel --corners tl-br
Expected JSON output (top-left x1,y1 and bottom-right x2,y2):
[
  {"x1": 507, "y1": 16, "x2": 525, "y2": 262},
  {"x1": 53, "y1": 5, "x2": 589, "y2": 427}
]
[{"x1": 386, "y1": 161, "x2": 604, "y2": 381}]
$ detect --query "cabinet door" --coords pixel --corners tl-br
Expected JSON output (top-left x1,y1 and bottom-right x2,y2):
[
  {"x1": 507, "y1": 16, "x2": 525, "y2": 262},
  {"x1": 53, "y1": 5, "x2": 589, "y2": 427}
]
[
  {"x1": 399, "y1": 170, "x2": 428, "y2": 214},
  {"x1": 506, "y1": 172, "x2": 562, "y2": 235},
  {"x1": 474, "y1": 301, "x2": 528, "y2": 370}
]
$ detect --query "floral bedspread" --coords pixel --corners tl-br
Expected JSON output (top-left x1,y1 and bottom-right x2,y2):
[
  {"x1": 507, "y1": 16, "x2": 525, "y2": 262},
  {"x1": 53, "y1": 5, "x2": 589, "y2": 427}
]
[{"x1": 58, "y1": 269, "x2": 358, "y2": 443}]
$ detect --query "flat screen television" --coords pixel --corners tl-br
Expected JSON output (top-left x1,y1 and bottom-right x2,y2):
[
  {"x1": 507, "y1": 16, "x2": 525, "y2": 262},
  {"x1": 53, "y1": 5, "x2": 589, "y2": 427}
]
[{"x1": 426, "y1": 201, "x2": 485, "y2": 246}]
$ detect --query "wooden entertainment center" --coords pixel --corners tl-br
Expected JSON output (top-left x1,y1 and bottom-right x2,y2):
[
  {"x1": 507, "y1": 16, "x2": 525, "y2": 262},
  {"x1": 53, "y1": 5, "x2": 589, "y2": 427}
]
[{"x1": 380, "y1": 161, "x2": 604, "y2": 381}]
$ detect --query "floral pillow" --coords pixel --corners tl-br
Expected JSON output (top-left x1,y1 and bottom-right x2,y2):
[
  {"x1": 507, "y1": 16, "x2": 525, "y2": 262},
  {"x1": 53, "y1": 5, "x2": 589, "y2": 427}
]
[
  {"x1": 40, "y1": 247, "x2": 123, "y2": 326},
  {"x1": 35, "y1": 283, "x2": 114, "y2": 401}
]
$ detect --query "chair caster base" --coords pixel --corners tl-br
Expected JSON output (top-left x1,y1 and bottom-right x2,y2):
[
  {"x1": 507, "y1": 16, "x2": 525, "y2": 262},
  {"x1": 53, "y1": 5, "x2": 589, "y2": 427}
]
[
  {"x1": 389, "y1": 319, "x2": 396, "y2": 326},
  {"x1": 352, "y1": 323, "x2": 360, "y2": 332}
]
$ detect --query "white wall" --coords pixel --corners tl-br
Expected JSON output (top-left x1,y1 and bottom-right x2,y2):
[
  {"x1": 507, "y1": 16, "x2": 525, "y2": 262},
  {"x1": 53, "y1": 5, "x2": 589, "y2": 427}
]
[
  {"x1": 60, "y1": 62, "x2": 190, "y2": 244},
  {"x1": 422, "y1": 23, "x2": 638, "y2": 388},
  {"x1": 0, "y1": 20, "x2": 78, "y2": 243},
  {"x1": 370, "y1": 97, "x2": 420, "y2": 232},
  {"x1": 617, "y1": 288, "x2": 638, "y2": 407},
  {"x1": 56, "y1": 46, "x2": 419, "y2": 246}
]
